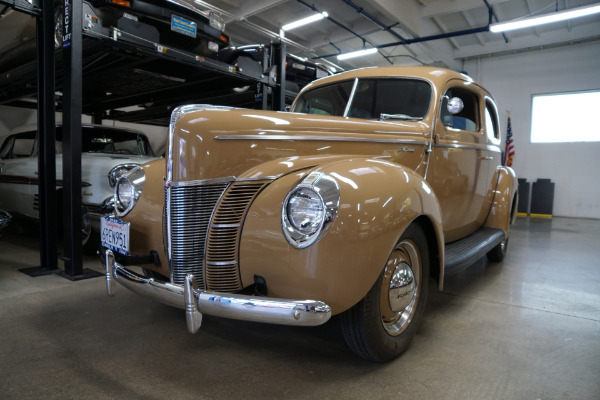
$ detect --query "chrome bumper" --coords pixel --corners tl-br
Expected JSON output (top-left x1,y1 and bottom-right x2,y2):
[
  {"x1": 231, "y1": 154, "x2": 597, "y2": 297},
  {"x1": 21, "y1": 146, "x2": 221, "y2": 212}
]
[{"x1": 103, "y1": 249, "x2": 331, "y2": 333}]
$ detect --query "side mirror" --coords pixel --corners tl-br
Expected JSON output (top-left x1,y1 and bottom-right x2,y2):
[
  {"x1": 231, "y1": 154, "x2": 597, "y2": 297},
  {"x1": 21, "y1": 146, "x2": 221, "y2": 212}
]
[{"x1": 446, "y1": 97, "x2": 464, "y2": 114}]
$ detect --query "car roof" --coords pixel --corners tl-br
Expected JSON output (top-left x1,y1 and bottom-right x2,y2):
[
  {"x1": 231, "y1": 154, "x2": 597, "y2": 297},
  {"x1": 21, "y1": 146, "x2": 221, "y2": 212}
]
[{"x1": 303, "y1": 66, "x2": 474, "y2": 90}]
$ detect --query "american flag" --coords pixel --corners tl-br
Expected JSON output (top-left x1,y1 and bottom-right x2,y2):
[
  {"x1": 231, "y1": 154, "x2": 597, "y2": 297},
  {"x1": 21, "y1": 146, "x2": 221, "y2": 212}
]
[{"x1": 504, "y1": 115, "x2": 515, "y2": 167}]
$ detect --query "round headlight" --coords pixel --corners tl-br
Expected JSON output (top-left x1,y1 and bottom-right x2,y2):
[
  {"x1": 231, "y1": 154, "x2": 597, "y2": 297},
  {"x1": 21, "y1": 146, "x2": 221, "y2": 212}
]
[
  {"x1": 286, "y1": 187, "x2": 325, "y2": 236},
  {"x1": 114, "y1": 166, "x2": 145, "y2": 217},
  {"x1": 282, "y1": 172, "x2": 340, "y2": 249}
]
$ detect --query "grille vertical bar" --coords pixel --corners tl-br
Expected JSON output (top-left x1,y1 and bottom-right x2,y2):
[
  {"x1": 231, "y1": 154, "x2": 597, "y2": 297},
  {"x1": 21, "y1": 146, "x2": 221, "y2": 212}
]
[{"x1": 167, "y1": 182, "x2": 229, "y2": 286}]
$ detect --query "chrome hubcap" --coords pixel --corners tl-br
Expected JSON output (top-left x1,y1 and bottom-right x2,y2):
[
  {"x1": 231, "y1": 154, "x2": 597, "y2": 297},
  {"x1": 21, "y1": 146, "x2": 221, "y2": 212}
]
[
  {"x1": 380, "y1": 240, "x2": 421, "y2": 336},
  {"x1": 388, "y1": 262, "x2": 416, "y2": 312}
]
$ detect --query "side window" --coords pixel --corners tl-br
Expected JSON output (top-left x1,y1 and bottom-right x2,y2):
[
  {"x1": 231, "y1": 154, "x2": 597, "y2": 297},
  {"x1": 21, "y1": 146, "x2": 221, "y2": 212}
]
[
  {"x1": 12, "y1": 137, "x2": 35, "y2": 158},
  {"x1": 484, "y1": 100, "x2": 500, "y2": 140},
  {"x1": 0, "y1": 136, "x2": 14, "y2": 159},
  {"x1": 2, "y1": 132, "x2": 36, "y2": 158},
  {"x1": 441, "y1": 87, "x2": 478, "y2": 132}
]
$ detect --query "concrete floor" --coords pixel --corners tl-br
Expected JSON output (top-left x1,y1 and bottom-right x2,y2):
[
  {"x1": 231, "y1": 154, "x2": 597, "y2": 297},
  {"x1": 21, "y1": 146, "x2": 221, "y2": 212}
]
[{"x1": 0, "y1": 217, "x2": 599, "y2": 400}]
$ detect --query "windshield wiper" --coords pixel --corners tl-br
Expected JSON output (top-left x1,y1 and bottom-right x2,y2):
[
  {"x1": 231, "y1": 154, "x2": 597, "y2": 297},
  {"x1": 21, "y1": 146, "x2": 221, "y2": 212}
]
[{"x1": 380, "y1": 113, "x2": 420, "y2": 121}]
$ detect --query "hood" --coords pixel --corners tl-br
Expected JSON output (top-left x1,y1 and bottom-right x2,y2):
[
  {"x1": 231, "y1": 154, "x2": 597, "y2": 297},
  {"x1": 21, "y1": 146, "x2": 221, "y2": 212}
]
[{"x1": 168, "y1": 106, "x2": 431, "y2": 182}]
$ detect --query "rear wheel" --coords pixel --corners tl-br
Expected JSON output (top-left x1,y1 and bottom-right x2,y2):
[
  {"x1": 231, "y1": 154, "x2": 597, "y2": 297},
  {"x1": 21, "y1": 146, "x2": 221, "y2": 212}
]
[
  {"x1": 487, "y1": 236, "x2": 508, "y2": 262},
  {"x1": 340, "y1": 223, "x2": 430, "y2": 362},
  {"x1": 487, "y1": 195, "x2": 516, "y2": 262}
]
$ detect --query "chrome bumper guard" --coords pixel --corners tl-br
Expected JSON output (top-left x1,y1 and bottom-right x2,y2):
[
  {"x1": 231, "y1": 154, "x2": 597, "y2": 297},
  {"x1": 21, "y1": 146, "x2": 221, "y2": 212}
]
[{"x1": 104, "y1": 249, "x2": 331, "y2": 333}]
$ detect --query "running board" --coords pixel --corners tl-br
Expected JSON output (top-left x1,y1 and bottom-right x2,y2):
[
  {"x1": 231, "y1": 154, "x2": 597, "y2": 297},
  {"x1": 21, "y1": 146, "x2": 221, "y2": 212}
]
[{"x1": 444, "y1": 227, "x2": 505, "y2": 276}]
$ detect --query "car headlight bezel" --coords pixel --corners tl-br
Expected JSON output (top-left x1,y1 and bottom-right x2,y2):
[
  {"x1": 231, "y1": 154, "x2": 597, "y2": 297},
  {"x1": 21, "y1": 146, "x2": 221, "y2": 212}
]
[
  {"x1": 282, "y1": 171, "x2": 340, "y2": 249},
  {"x1": 108, "y1": 163, "x2": 140, "y2": 188},
  {"x1": 114, "y1": 166, "x2": 145, "y2": 217}
]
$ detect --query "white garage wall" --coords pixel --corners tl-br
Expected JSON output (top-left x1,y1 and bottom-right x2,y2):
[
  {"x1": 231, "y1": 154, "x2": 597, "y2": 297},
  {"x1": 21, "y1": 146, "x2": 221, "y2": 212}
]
[{"x1": 463, "y1": 41, "x2": 600, "y2": 219}]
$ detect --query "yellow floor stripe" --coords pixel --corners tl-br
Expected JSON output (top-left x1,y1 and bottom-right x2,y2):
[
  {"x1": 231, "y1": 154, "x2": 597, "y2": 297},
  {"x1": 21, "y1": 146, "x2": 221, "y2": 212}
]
[{"x1": 530, "y1": 213, "x2": 553, "y2": 219}]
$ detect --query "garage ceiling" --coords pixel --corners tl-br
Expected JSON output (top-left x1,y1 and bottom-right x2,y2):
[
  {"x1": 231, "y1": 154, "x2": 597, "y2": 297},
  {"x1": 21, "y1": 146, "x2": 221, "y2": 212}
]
[{"x1": 198, "y1": 0, "x2": 600, "y2": 71}]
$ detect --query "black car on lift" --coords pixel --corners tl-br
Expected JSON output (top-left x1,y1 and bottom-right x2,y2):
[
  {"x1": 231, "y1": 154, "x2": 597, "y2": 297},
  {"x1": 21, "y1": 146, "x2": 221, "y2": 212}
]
[{"x1": 0, "y1": 0, "x2": 230, "y2": 73}]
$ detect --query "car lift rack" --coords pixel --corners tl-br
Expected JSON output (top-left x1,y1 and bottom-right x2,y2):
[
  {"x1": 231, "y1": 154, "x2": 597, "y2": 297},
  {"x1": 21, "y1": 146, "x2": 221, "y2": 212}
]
[{"x1": 0, "y1": 0, "x2": 288, "y2": 278}]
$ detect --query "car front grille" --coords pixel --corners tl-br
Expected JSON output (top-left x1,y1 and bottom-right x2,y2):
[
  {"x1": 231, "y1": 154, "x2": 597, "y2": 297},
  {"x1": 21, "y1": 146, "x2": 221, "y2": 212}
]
[{"x1": 166, "y1": 179, "x2": 270, "y2": 291}]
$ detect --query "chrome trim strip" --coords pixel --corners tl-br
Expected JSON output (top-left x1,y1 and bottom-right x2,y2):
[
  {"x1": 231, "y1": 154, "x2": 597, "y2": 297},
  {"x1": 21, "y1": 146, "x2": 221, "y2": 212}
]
[
  {"x1": 104, "y1": 249, "x2": 331, "y2": 329},
  {"x1": 166, "y1": 176, "x2": 276, "y2": 188},
  {"x1": 215, "y1": 135, "x2": 429, "y2": 145},
  {"x1": 211, "y1": 223, "x2": 241, "y2": 228},
  {"x1": 434, "y1": 143, "x2": 502, "y2": 153},
  {"x1": 167, "y1": 176, "x2": 236, "y2": 188},
  {"x1": 342, "y1": 78, "x2": 359, "y2": 117},
  {"x1": 236, "y1": 176, "x2": 280, "y2": 181},
  {"x1": 206, "y1": 261, "x2": 237, "y2": 266}
]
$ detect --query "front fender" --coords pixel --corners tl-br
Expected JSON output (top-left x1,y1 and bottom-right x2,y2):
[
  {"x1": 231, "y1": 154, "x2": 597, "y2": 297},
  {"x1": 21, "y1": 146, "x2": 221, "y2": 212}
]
[{"x1": 239, "y1": 157, "x2": 443, "y2": 314}]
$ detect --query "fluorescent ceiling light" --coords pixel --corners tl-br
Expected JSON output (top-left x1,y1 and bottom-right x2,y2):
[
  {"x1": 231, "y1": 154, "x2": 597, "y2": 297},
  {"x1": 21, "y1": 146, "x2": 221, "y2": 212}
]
[
  {"x1": 490, "y1": 4, "x2": 600, "y2": 33},
  {"x1": 282, "y1": 12, "x2": 328, "y2": 31},
  {"x1": 337, "y1": 47, "x2": 378, "y2": 60}
]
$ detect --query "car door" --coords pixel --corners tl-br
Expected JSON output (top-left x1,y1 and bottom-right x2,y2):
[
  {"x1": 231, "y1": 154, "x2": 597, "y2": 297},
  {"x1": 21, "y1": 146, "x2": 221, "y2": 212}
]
[
  {"x1": 0, "y1": 131, "x2": 40, "y2": 219},
  {"x1": 427, "y1": 80, "x2": 497, "y2": 243}
]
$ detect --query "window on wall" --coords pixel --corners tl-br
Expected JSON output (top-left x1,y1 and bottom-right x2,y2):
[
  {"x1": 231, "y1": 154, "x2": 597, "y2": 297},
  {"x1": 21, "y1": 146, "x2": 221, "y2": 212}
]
[{"x1": 531, "y1": 90, "x2": 600, "y2": 143}]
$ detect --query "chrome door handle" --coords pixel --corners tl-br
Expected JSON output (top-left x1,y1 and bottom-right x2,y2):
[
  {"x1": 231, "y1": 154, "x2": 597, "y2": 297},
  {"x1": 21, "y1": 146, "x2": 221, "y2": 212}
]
[{"x1": 479, "y1": 156, "x2": 494, "y2": 160}]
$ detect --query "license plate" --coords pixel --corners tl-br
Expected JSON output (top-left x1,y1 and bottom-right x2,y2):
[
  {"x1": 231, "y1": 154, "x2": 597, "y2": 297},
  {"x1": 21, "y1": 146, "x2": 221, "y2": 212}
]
[
  {"x1": 171, "y1": 14, "x2": 197, "y2": 38},
  {"x1": 101, "y1": 216, "x2": 130, "y2": 255}
]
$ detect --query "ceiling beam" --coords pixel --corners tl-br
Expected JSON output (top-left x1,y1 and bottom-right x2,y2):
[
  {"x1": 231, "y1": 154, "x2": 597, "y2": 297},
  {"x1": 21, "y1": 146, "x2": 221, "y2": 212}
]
[
  {"x1": 423, "y1": 0, "x2": 509, "y2": 18},
  {"x1": 234, "y1": 0, "x2": 289, "y2": 20},
  {"x1": 431, "y1": 16, "x2": 460, "y2": 49},
  {"x1": 525, "y1": 0, "x2": 541, "y2": 37},
  {"x1": 368, "y1": 0, "x2": 423, "y2": 36},
  {"x1": 455, "y1": 24, "x2": 600, "y2": 59},
  {"x1": 461, "y1": 10, "x2": 486, "y2": 45}
]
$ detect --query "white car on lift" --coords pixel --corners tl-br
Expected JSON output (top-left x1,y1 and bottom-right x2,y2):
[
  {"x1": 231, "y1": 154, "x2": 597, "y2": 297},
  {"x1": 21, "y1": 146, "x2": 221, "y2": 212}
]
[{"x1": 0, "y1": 124, "x2": 160, "y2": 253}]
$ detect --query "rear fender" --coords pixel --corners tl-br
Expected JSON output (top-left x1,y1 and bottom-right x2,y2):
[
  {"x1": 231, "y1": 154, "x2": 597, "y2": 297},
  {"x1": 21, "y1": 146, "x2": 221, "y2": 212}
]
[
  {"x1": 485, "y1": 166, "x2": 518, "y2": 235},
  {"x1": 239, "y1": 157, "x2": 444, "y2": 314}
]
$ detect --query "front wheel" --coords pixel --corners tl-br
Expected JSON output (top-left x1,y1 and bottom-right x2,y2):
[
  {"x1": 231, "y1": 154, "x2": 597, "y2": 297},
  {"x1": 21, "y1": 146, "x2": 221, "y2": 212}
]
[{"x1": 340, "y1": 223, "x2": 430, "y2": 362}]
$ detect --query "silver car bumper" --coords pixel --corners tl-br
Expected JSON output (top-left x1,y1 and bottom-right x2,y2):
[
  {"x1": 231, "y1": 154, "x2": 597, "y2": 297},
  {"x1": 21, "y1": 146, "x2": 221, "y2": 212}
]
[{"x1": 103, "y1": 249, "x2": 332, "y2": 333}]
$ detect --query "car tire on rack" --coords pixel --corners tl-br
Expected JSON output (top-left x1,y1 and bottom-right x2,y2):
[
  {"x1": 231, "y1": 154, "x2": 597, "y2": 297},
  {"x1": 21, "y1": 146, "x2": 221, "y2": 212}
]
[
  {"x1": 340, "y1": 222, "x2": 430, "y2": 362},
  {"x1": 54, "y1": 2, "x2": 63, "y2": 49}
]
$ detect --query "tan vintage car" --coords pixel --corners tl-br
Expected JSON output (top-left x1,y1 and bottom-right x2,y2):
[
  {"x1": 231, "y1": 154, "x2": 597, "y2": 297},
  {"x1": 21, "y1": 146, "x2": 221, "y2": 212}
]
[{"x1": 101, "y1": 66, "x2": 518, "y2": 362}]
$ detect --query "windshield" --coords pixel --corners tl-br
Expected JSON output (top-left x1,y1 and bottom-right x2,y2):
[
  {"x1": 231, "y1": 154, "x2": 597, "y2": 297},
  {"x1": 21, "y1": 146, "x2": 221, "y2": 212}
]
[
  {"x1": 292, "y1": 78, "x2": 432, "y2": 121},
  {"x1": 57, "y1": 126, "x2": 155, "y2": 156},
  {"x1": 292, "y1": 80, "x2": 354, "y2": 116}
]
